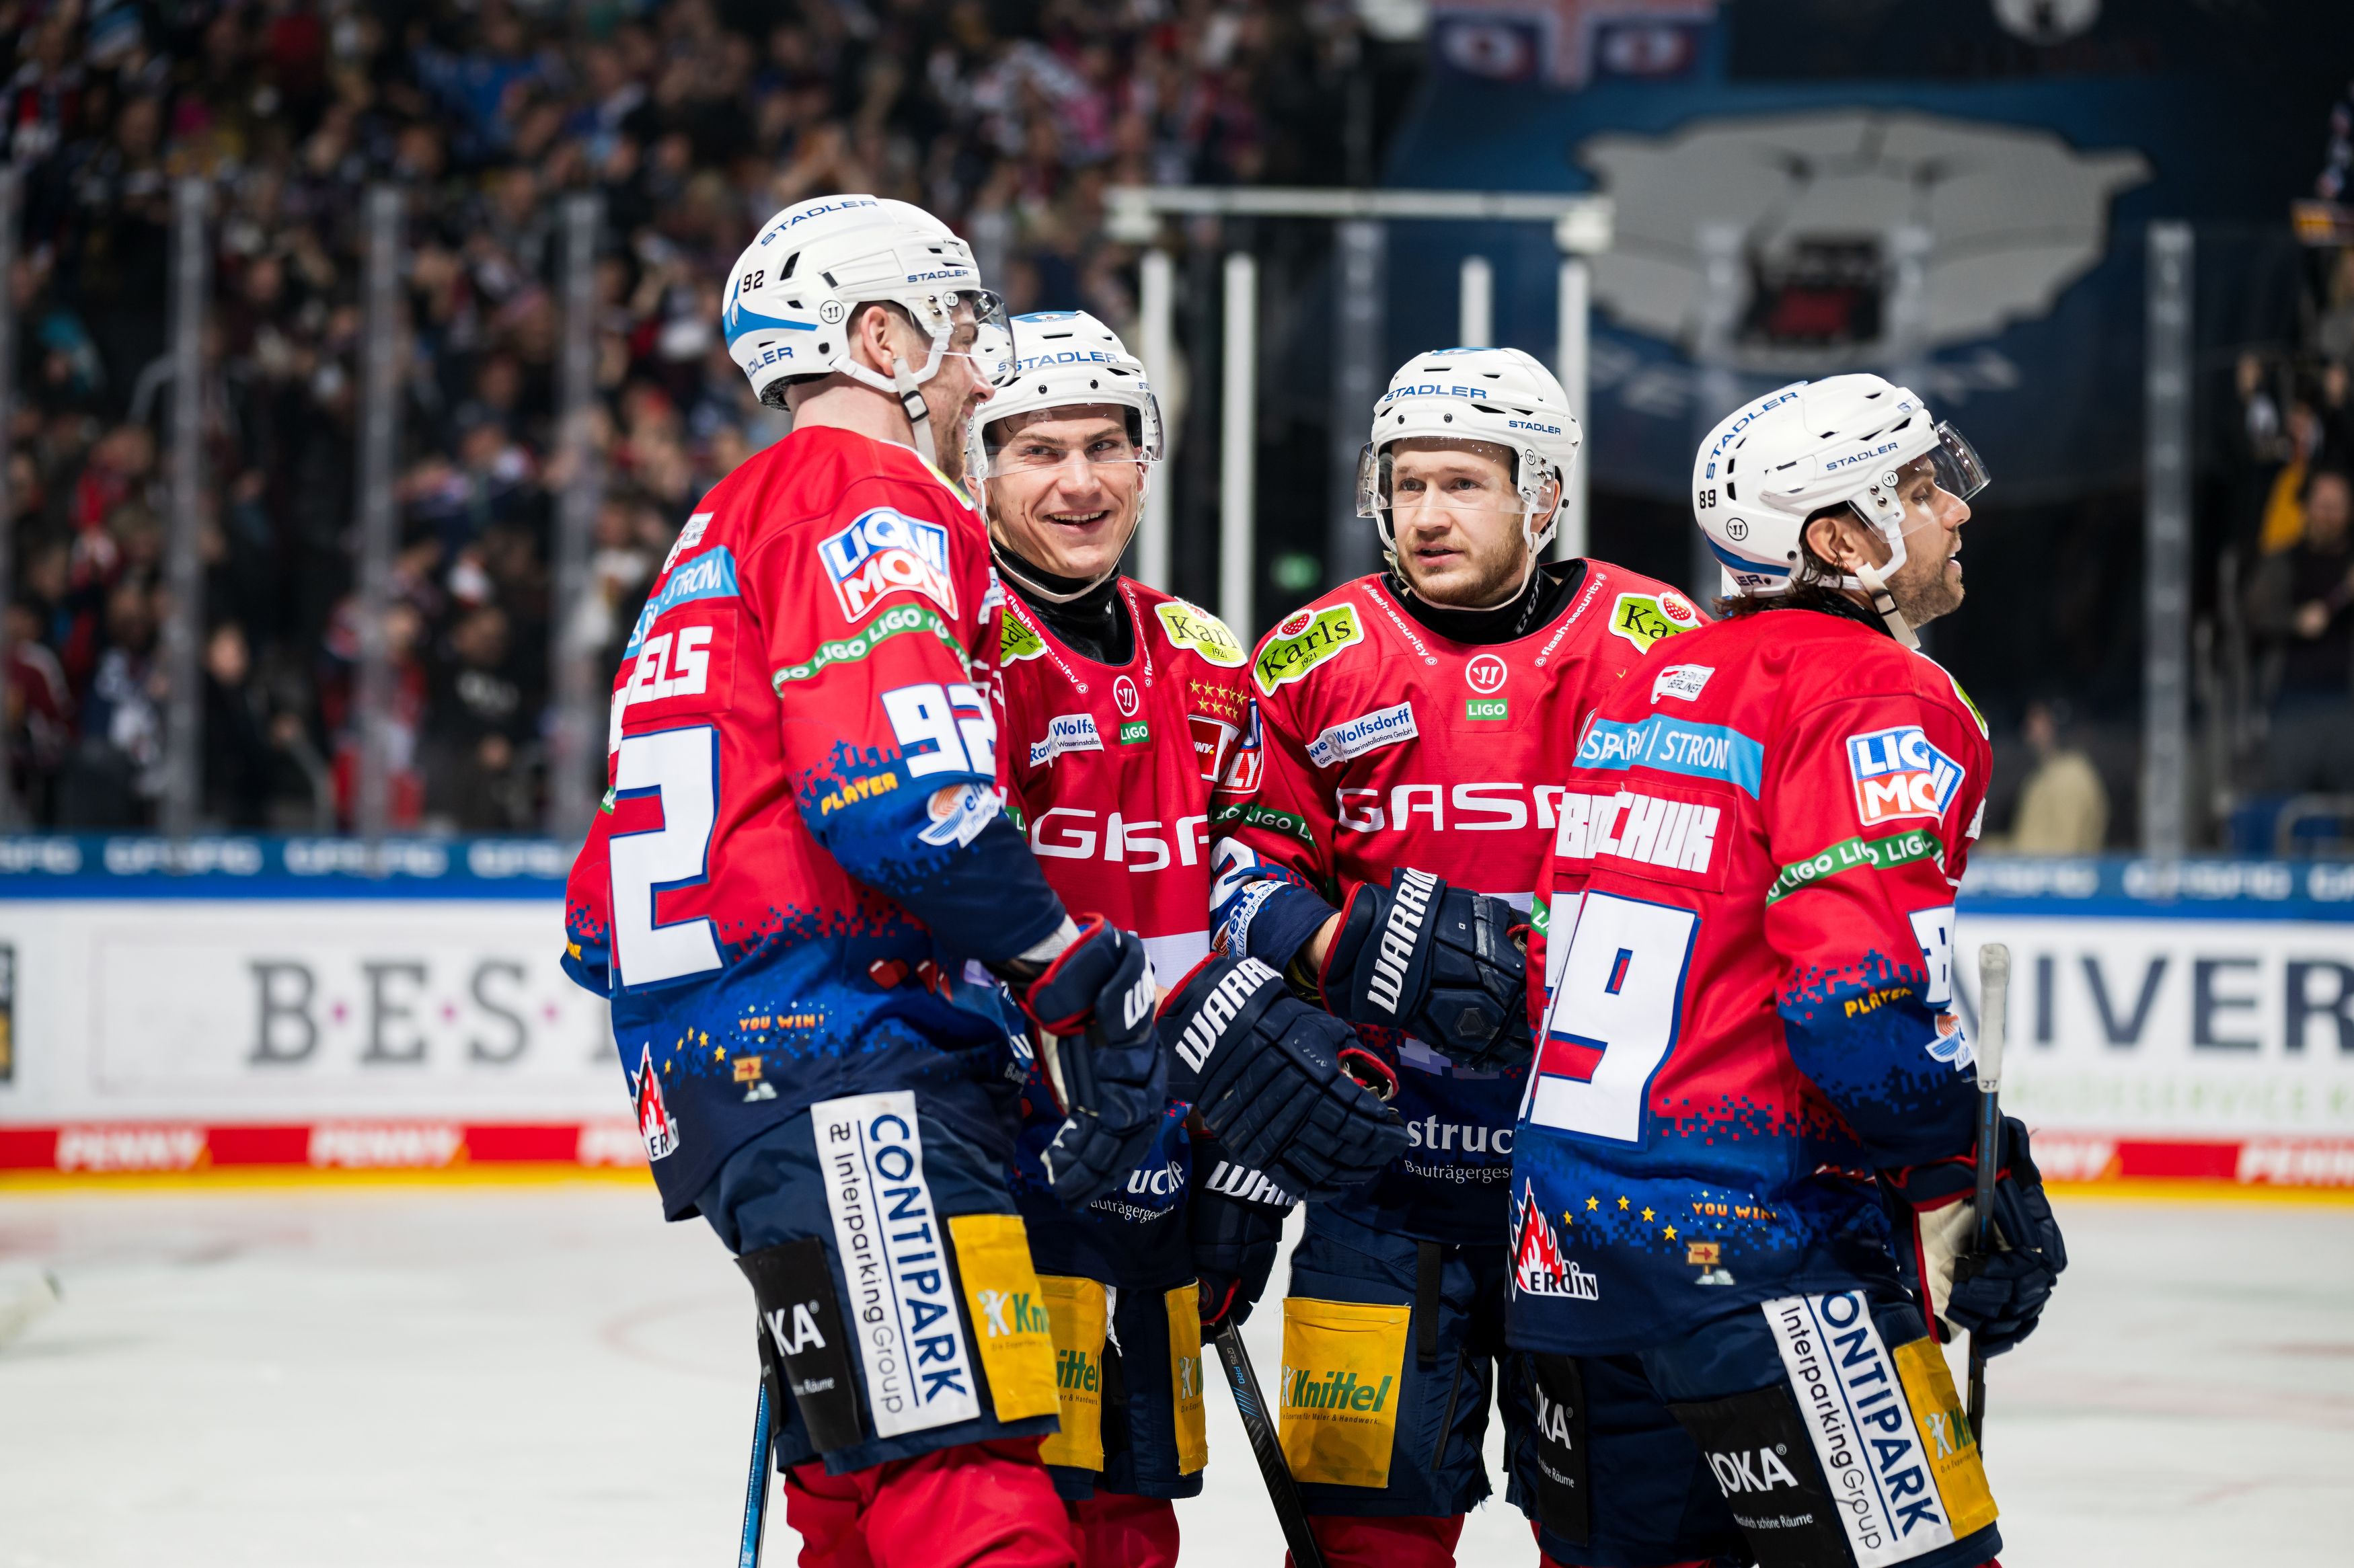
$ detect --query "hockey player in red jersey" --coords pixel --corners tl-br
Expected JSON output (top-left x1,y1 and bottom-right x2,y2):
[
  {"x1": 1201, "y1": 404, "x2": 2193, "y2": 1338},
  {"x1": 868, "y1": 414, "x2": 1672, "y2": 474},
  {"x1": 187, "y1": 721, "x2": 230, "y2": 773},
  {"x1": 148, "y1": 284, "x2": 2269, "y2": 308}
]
[
  {"x1": 559, "y1": 199, "x2": 1392, "y2": 1568},
  {"x1": 977, "y1": 313, "x2": 1400, "y2": 1568},
  {"x1": 1209, "y1": 348, "x2": 1739, "y2": 1568},
  {"x1": 1512, "y1": 375, "x2": 2067, "y2": 1568}
]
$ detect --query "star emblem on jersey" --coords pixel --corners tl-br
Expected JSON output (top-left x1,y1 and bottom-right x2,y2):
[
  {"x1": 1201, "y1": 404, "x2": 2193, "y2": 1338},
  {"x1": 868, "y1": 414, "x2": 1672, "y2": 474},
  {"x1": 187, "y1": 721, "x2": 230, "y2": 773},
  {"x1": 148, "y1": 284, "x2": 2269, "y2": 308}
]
[{"x1": 1466, "y1": 654, "x2": 1509, "y2": 696}]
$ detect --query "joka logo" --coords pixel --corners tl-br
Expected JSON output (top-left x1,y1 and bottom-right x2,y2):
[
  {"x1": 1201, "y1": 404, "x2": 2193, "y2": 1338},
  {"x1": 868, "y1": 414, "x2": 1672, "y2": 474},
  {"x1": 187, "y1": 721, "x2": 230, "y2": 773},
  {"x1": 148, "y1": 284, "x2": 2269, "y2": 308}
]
[
  {"x1": 765, "y1": 1301, "x2": 829, "y2": 1356},
  {"x1": 819, "y1": 508, "x2": 956, "y2": 623},
  {"x1": 1282, "y1": 1365, "x2": 1395, "y2": 1414},
  {"x1": 1708, "y1": 1445, "x2": 1802, "y2": 1495},
  {"x1": 1466, "y1": 653, "x2": 1509, "y2": 695},
  {"x1": 633, "y1": 1043, "x2": 679, "y2": 1161},
  {"x1": 977, "y1": 1288, "x2": 1049, "y2": 1339},
  {"x1": 1846, "y1": 726, "x2": 1965, "y2": 828},
  {"x1": 1113, "y1": 674, "x2": 1142, "y2": 717}
]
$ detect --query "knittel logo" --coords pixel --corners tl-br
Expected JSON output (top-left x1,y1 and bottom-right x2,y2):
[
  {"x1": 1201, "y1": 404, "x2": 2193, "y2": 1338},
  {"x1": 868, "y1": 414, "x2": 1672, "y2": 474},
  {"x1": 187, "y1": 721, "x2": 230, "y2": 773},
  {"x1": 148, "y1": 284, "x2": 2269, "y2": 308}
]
[
  {"x1": 632, "y1": 1043, "x2": 679, "y2": 1162},
  {"x1": 1466, "y1": 653, "x2": 1509, "y2": 695}
]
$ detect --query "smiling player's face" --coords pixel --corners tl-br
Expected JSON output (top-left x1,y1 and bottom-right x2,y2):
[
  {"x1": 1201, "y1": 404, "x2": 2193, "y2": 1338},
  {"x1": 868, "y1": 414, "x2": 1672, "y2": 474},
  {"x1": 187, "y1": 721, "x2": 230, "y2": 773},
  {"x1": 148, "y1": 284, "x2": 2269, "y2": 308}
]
[{"x1": 983, "y1": 407, "x2": 1145, "y2": 582}]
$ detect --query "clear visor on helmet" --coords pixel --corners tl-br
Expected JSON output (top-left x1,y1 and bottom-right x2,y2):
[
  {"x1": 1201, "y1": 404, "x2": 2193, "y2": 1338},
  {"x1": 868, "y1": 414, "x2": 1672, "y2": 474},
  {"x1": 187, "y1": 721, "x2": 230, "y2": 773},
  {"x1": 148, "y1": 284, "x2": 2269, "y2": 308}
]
[
  {"x1": 1355, "y1": 437, "x2": 1533, "y2": 518},
  {"x1": 1927, "y1": 420, "x2": 1989, "y2": 500},
  {"x1": 949, "y1": 294, "x2": 1018, "y2": 387},
  {"x1": 981, "y1": 402, "x2": 1157, "y2": 477}
]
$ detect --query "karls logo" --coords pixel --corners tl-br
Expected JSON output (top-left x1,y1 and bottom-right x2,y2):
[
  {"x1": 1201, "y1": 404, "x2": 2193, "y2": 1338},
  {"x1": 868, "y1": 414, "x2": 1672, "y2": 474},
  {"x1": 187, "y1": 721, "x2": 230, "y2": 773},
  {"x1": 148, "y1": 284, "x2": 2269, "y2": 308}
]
[
  {"x1": 1175, "y1": 959, "x2": 1277, "y2": 1072},
  {"x1": 1113, "y1": 674, "x2": 1142, "y2": 717},
  {"x1": 1846, "y1": 726, "x2": 1964, "y2": 828},
  {"x1": 1363, "y1": 869, "x2": 1437, "y2": 1017},
  {"x1": 1305, "y1": 702, "x2": 1417, "y2": 769},
  {"x1": 1254, "y1": 604, "x2": 1363, "y2": 695},
  {"x1": 820, "y1": 508, "x2": 956, "y2": 623},
  {"x1": 1028, "y1": 712, "x2": 1103, "y2": 768},
  {"x1": 1466, "y1": 654, "x2": 1509, "y2": 695}
]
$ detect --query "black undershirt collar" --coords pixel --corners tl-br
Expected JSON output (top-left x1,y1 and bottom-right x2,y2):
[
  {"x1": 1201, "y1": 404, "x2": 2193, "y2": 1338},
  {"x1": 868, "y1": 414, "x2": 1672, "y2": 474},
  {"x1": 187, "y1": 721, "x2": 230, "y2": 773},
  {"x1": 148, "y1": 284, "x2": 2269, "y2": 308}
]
[
  {"x1": 994, "y1": 545, "x2": 1135, "y2": 666},
  {"x1": 1387, "y1": 558, "x2": 1587, "y2": 646}
]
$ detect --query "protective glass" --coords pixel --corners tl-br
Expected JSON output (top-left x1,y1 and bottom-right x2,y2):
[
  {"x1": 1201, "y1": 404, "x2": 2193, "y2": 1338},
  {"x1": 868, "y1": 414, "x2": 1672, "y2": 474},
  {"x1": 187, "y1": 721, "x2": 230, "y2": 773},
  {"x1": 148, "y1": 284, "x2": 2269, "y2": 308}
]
[
  {"x1": 1928, "y1": 420, "x2": 1989, "y2": 500},
  {"x1": 1355, "y1": 439, "x2": 1528, "y2": 518},
  {"x1": 952, "y1": 294, "x2": 1018, "y2": 387},
  {"x1": 981, "y1": 403, "x2": 1160, "y2": 476}
]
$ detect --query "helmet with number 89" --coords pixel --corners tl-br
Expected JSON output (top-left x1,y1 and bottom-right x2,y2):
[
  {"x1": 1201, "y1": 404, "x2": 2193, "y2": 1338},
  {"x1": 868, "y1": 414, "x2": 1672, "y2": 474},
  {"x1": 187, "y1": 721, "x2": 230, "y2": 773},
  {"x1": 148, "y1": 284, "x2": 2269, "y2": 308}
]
[
  {"x1": 721, "y1": 195, "x2": 1016, "y2": 416},
  {"x1": 1693, "y1": 375, "x2": 1989, "y2": 610},
  {"x1": 1355, "y1": 346, "x2": 1583, "y2": 564}
]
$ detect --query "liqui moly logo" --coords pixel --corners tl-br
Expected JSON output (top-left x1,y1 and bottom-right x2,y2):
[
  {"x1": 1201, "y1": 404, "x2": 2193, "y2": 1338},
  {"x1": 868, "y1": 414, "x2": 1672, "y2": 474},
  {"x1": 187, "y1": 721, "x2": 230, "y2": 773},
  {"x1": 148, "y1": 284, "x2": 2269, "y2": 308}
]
[
  {"x1": 1845, "y1": 726, "x2": 1964, "y2": 828},
  {"x1": 819, "y1": 508, "x2": 956, "y2": 623}
]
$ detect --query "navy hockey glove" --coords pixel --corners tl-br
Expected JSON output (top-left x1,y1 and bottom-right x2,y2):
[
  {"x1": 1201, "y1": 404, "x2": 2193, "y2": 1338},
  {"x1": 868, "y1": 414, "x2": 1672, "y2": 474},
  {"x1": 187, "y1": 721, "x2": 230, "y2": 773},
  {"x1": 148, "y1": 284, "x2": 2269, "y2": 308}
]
[
  {"x1": 1885, "y1": 1117, "x2": 2067, "y2": 1356},
  {"x1": 1014, "y1": 917, "x2": 1167, "y2": 1208},
  {"x1": 1190, "y1": 1154, "x2": 1294, "y2": 1329},
  {"x1": 1320, "y1": 869, "x2": 1532, "y2": 1071},
  {"x1": 1160, "y1": 955, "x2": 1405, "y2": 1203}
]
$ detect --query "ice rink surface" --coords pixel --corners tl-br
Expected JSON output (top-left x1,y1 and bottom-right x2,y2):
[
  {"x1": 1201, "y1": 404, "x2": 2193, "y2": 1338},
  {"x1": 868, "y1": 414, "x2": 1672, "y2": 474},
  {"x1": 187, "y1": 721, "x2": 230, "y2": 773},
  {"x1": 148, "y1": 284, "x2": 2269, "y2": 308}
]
[{"x1": 2, "y1": 1181, "x2": 2349, "y2": 1568}]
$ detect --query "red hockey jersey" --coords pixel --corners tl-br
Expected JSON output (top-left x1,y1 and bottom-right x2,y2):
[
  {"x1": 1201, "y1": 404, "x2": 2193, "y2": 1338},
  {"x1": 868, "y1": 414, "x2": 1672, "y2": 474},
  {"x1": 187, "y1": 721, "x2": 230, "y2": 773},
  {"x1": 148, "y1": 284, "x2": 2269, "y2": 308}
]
[
  {"x1": 1511, "y1": 606, "x2": 1991, "y2": 1354},
  {"x1": 993, "y1": 579, "x2": 1254, "y2": 1284},
  {"x1": 1211, "y1": 564, "x2": 1706, "y2": 1240},
  {"x1": 562, "y1": 426, "x2": 1069, "y2": 1218}
]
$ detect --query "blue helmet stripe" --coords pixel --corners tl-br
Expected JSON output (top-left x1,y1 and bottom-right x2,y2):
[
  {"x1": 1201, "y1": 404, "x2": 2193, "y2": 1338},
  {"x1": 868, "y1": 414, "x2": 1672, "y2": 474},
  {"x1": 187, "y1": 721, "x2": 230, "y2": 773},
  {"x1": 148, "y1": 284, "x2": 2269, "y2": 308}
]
[{"x1": 724, "y1": 306, "x2": 817, "y2": 347}]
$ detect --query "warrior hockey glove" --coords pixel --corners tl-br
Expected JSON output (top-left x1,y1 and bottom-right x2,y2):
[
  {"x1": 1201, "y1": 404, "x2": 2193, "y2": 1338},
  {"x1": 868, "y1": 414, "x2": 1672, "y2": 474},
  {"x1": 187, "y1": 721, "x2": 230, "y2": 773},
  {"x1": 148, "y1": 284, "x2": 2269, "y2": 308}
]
[
  {"x1": 1320, "y1": 869, "x2": 1533, "y2": 1071},
  {"x1": 1190, "y1": 1153, "x2": 1294, "y2": 1329},
  {"x1": 1014, "y1": 917, "x2": 1168, "y2": 1208},
  {"x1": 1885, "y1": 1115, "x2": 2067, "y2": 1356},
  {"x1": 1159, "y1": 955, "x2": 1406, "y2": 1203}
]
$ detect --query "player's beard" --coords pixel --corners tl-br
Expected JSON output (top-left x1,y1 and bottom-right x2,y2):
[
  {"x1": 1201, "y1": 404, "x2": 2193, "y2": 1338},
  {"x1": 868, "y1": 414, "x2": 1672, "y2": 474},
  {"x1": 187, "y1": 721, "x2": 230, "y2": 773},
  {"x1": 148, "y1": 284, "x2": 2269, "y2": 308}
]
[
  {"x1": 1886, "y1": 531, "x2": 1965, "y2": 629},
  {"x1": 1398, "y1": 515, "x2": 1530, "y2": 609}
]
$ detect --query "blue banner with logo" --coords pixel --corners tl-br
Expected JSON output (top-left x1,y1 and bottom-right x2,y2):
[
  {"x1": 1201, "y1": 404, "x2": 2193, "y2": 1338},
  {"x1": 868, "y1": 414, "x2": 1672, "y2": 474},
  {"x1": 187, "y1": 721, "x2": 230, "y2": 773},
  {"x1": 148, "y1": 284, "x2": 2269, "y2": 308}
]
[{"x1": 1382, "y1": 1, "x2": 2344, "y2": 502}]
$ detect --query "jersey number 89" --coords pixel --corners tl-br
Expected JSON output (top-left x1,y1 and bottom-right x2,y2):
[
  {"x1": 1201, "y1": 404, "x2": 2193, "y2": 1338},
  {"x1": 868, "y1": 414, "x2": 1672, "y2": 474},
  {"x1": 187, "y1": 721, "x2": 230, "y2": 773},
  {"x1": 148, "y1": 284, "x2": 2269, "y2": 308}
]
[{"x1": 1524, "y1": 891, "x2": 1698, "y2": 1144}]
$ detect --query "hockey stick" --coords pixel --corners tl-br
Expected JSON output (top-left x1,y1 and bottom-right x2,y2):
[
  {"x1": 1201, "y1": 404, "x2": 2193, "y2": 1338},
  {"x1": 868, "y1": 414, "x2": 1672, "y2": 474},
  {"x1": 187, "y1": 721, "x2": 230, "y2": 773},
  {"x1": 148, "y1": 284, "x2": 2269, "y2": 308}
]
[
  {"x1": 735, "y1": 1377, "x2": 773, "y2": 1568},
  {"x1": 1966, "y1": 943, "x2": 2010, "y2": 1446},
  {"x1": 1213, "y1": 1321, "x2": 1327, "y2": 1568}
]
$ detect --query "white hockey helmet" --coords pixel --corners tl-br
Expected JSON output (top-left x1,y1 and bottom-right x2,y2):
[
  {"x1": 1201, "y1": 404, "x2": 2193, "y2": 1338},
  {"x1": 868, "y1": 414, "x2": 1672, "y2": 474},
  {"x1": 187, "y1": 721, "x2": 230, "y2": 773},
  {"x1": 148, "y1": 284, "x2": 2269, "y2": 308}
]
[
  {"x1": 966, "y1": 311, "x2": 1163, "y2": 480},
  {"x1": 1356, "y1": 346, "x2": 1582, "y2": 565},
  {"x1": 966, "y1": 311, "x2": 1163, "y2": 602},
  {"x1": 721, "y1": 195, "x2": 1014, "y2": 446}
]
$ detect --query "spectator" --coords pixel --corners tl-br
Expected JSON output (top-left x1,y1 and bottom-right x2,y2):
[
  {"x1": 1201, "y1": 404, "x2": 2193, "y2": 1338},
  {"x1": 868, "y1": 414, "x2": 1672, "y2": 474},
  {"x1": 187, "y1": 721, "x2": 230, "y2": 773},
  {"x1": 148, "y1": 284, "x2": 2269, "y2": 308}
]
[
  {"x1": 2002, "y1": 701, "x2": 2110, "y2": 854},
  {"x1": 2248, "y1": 467, "x2": 2354, "y2": 792},
  {"x1": 0, "y1": 0, "x2": 1402, "y2": 832}
]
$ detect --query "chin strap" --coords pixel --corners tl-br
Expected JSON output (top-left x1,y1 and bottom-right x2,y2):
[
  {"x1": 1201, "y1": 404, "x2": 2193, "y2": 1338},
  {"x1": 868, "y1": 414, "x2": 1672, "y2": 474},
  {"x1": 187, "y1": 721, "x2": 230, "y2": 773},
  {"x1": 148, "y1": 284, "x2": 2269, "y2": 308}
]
[
  {"x1": 991, "y1": 545, "x2": 1118, "y2": 604},
  {"x1": 890, "y1": 354, "x2": 938, "y2": 467},
  {"x1": 1852, "y1": 559, "x2": 1920, "y2": 649}
]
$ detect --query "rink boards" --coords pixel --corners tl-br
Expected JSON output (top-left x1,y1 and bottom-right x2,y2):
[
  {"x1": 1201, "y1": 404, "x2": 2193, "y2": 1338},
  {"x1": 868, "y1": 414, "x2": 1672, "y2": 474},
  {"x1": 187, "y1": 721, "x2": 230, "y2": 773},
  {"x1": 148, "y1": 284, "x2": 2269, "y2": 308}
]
[{"x1": 0, "y1": 838, "x2": 2349, "y2": 1188}]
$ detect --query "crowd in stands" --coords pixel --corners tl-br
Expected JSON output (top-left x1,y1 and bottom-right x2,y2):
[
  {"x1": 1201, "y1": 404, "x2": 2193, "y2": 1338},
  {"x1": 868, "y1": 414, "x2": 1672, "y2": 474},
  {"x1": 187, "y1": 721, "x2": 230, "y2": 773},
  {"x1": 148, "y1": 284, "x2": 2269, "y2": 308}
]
[{"x1": 0, "y1": 0, "x2": 1383, "y2": 831}]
